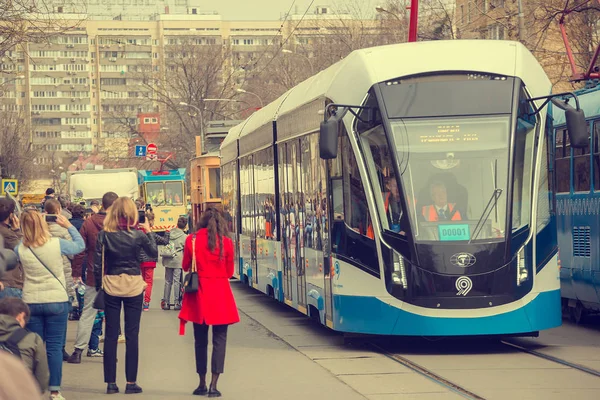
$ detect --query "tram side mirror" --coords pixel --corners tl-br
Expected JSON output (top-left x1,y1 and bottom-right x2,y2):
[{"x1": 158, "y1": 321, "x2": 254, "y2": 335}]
[
  {"x1": 320, "y1": 107, "x2": 348, "y2": 160},
  {"x1": 319, "y1": 118, "x2": 338, "y2": 159},
  {"x1": 552, "y1": 98, "x2": 588, "y2": 148}
]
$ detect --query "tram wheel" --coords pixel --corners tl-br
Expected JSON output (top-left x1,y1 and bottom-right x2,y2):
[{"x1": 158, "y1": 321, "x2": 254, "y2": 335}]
[{"x1": 570, "y1": 302, "x2": 587, "y2": 324}]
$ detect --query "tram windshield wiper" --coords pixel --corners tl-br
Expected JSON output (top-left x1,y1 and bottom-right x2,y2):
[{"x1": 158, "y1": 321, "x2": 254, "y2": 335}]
[{"x1": 469, "y1": 189, "x2": 503, "y2": 244}]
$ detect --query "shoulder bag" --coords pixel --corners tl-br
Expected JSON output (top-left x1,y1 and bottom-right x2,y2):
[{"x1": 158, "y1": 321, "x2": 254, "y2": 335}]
[
  {"x1": 183, "y1": 234, "x2": 199, "y2": 293},
  {"x1": 92, "y1": 235, "x2": 106, "y2": 310}
]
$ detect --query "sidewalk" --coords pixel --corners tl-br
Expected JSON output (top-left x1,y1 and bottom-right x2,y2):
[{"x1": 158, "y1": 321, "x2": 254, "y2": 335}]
[{"x1": 60, "y1": 275, "x2": 367, "y2": 400}]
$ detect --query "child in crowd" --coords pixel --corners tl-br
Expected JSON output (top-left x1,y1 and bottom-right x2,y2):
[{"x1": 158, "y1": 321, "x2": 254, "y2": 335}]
[
  {"x1": 87, "y1": 310, "x2": 104, "y2": 357},
  {"x1": 140, "y1": 210, "x2": 169, "y2": 311},
  {"x1": 0, "y1": 297, "x2": 49, "y2": 393}
]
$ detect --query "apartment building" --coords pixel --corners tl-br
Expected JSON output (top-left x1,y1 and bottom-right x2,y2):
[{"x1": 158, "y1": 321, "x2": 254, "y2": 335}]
[
  {"x1": 0, "y1": 5, "x2": 357, "y2": 169},
  {"x1": 454, "y1": 0, "x2": 571, "y2": 90}
]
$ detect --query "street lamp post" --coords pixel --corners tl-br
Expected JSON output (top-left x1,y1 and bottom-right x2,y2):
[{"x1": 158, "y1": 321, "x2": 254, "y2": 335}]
[
  {"x1": 281, "y1": 49, "x2": 314, "y2": 74},
  {"x1": 236, "y1": 88, "x2": 264, "y2": 108},
  {"x1": 179, "y1": 102, "x2": 206, "y2": 155}
]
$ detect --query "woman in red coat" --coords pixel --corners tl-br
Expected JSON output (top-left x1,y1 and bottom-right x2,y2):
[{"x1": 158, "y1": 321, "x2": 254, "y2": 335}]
[{"x1": 179, "y1": 208, "x2": 239, "y2": 398}]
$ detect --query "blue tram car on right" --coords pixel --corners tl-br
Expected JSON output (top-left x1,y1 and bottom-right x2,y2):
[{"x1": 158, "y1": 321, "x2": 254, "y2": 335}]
[{"x1": 554, "y1": 85, "x2": 600, "y2": 322}]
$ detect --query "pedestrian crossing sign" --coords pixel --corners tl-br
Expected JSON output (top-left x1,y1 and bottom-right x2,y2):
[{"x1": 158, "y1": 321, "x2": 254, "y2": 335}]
[{"x1": 1, "y1": 179, "x2": 18, "y2": 195}]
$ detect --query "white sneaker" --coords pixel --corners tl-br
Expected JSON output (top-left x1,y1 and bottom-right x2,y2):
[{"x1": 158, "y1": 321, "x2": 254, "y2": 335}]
[{"x1": 50, "y1": 393, "x2": 66, "y2": 400}]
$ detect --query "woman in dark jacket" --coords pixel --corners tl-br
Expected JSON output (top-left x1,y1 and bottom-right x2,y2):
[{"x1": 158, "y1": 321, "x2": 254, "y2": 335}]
[
  {"x1": 94, "y1": 197, "x2": 157, "y2": 395},
  {"x1": 179, "y1": 208, "x2": 239, "y2": 398}
]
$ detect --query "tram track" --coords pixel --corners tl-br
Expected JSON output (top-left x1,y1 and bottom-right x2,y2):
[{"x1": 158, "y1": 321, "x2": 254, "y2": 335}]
[
  {"x1": 371, "y1": 338, "x2": 600, "y2": 400},
  {"x1": 370, "y1": 343, "x2": 487, "y2": 400},
  {"x1": 501, "y1": 340, "x2": 600, "y2": 378}
]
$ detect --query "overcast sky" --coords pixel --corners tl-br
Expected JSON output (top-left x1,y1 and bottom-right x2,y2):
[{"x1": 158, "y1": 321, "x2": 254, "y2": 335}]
[{"x1": 205, "y1": 0, "x2": 379, "y2": 21}]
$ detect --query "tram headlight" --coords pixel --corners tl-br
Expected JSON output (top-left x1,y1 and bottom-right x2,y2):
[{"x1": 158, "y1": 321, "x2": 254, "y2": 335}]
[
  {"x1": 517, "y1": 247, "x2": 528, "y2": 286},
  {"x1": 392, "y1": 251, "x2": 408, "y2": 289}
]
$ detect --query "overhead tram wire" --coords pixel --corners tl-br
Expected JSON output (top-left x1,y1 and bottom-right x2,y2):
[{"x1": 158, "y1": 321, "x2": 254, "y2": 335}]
[
  {"x1": 238, "y1": 0, "x2": 297, "y2": 81},
  {"x1": 251, "y1": 0, "x2": 316, "y2": 82}
]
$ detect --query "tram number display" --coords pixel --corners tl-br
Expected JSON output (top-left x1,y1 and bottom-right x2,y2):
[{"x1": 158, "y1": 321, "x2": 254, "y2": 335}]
[{"x1": 438, "y1": 224, "x2": 471, "y2": 241}]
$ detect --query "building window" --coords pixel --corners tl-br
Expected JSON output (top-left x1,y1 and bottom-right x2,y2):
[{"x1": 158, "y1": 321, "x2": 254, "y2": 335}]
[
  {"x1": 488, "y1": 24, "x2": 505, "y2": 40},
  {"x1": 468, "y1": 2, "x2": 472, "y2": 23}
]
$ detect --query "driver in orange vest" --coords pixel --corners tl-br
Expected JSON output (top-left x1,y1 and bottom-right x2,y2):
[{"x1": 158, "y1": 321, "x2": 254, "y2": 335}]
[{"x1": 422, "y1": 182, "x2": 462, "y2": 222}]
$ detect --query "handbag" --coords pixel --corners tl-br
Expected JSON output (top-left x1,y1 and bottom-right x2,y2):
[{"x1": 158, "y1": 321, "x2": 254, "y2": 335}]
[
  {"x1": 183, "y1": 234, "x2": 199, "y2": 294},
  {"x1": 93, "y1": 236, "x2": 105, "y2": 310}
]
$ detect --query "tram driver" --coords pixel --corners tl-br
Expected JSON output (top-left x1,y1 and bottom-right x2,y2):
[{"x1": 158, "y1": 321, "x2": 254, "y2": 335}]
[{"x1": 421, "y1": 181, "x2": 462, "y2": 222}]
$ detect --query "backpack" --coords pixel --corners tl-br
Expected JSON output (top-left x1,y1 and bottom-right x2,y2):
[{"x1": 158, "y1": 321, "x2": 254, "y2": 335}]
[
  {"x1": 160, "y1": 242, "x2": 178, "y2": 259},
  {"x1": 0, "y1": 328, "x2": 30, "y2": 359}
]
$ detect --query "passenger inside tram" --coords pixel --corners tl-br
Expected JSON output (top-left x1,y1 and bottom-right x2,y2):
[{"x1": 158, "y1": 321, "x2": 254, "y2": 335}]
[{"x1": 383, "y1": 174, "x2": 402, "y2": 233}]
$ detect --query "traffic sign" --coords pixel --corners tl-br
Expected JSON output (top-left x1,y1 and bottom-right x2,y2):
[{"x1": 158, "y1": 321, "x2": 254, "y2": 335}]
[
  {"x1": 135, "y1": 145, "x2": 147, "y2": 157},
  {"x1": 147, "y1": 143, "x2": 157, "y2": 154},
  {"x1": 146, "y1": 154, "x2": 158, "y2": 161},
  {"x1": 1, "y1": 179, "x2": 18, "y2": 195}
]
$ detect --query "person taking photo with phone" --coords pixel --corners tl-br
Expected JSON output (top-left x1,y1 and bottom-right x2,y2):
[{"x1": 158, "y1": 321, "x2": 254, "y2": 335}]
[
  {"x1": 16, "y1": 210, "x2": 85, "y2": 400},
  {"x1": 94, "y1": 197, "x2": 157, "y2": 395}
]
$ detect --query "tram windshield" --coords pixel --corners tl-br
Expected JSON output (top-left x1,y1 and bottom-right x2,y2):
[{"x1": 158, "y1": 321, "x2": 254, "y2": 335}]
[{"x1": 362, "y1": 115, "x2": 514, "y2": 242}]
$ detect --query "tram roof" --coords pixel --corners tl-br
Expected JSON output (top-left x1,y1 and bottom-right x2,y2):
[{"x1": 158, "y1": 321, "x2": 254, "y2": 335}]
[
  {"x1": 222, "y1": 40, "x2": 550, "y2": 161},
  {"x1": 220, "y1": 115, "x2": 256, "y2": 164},
  {"x1": 552, "y1": 85, "x2": 600, "y2": 127},
  {"x1": 138, "y1": 168, "x2": 186, "y2": 182}
]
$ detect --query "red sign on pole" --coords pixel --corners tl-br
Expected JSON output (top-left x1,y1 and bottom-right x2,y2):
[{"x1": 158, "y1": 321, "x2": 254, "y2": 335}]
[{"x1": 147, "y1": 143, "x2": 158, "y2": 154}]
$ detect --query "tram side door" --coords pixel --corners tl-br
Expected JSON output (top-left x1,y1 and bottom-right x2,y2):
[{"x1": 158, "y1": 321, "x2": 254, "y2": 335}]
[
  {"x1": 322, "y1": 158, "x2": 335, "y2": 328},
  {"x1": 290, "y1": 140, "x2": 307, "y2": 310},
  {"x1": 250, "y1": 156, "x2": 258, "y2": 288},
  {"x1": 279, "y1": 144, "x2": 295, "y2": 305}
]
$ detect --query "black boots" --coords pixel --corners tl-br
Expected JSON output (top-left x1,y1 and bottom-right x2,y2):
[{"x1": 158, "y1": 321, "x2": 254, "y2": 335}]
[
  {"x1": 193, "y1": 385, "x2": 208, "y2": 396},
  {"x1": 106, "y1": 383, "x2": 119, "y2": 394},
  {"x1": 67, "y1": 348, "x2": 82, "y2": 364},
  {"x1": 208, "y1": 387, "x2": 222, "y2": 397},
  {"x1": 62, "y1": 348, "x2": 70, "y2": 362},
  {"x1": 125, "y1": 383, "x2": 143, "y2": 394}
]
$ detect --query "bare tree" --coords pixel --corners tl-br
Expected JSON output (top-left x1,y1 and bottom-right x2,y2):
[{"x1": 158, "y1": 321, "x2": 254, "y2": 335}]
[
  {"x1": 136, "y1": 41, "x2": 240, "y2": 166},
  {"x1": 243, "y1": 2, "x2": 400, "y2": 102},
  {"x1": 0, "y1": 109, "x2": 36, "y2": 187},
  {"x1": 0, "y1": 0, "x2": 86, "y2": 62}
]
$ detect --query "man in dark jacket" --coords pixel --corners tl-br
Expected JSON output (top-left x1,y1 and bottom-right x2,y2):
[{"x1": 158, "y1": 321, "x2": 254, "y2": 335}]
[
  {"x1": 67, "y1": 191, "x2": 118, "y2": 364},
  {"x1": 0, "y1": 198, "x2": 24, "y2": 299}
]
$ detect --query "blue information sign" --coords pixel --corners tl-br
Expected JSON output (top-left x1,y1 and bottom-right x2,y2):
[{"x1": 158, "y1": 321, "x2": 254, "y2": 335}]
[
  {"x1": 135, "y1": 145, "x2": 147, "y2": 157},
  {"x1": 438, "y1": 224, "x2": 470, "y2": 241}
]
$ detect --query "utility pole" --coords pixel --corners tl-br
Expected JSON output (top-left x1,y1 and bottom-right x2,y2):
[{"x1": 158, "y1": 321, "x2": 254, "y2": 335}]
[
  {"x1": 408, "y1": 0, "x2": 419, "y2": 42},
  {"x1": 517, "y1": 0, "x2": 526, "y2": 43}
]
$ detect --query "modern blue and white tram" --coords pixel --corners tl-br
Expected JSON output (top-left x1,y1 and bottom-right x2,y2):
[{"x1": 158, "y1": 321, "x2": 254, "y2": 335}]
[
  {"x1": 553, "y1": 85, "x2": 600, "y2": 322},
  {"x1": 220, "y1": 40, "x2": 588, "y2": 336}
]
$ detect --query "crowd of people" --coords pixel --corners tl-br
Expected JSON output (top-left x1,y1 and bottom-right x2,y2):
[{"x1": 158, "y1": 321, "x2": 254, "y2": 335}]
[{"x1": 0, "y1": 189, "x2": 239, "y2": 399}]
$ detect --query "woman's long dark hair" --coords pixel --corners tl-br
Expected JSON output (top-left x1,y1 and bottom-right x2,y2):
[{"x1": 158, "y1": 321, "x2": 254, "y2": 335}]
[{"x1": 197, "y1": 208, "x2": 228, "y2": 257}]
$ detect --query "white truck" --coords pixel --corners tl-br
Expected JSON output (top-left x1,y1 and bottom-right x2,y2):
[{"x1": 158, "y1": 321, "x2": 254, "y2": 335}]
[{"x1": 67, "y1": 168, "x2": 139, "y2": 203}]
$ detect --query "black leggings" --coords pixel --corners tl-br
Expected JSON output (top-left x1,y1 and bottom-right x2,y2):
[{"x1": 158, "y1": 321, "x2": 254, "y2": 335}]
[
  {"x1": 193, "y1": 324, "x2": 228, "y2": 375},
  {"x1": 103, "y1": 293, "x2": 143, "y2": 383}
]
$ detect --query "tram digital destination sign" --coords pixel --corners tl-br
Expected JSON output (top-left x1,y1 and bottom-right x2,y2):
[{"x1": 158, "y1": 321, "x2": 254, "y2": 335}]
[{"x1": 419, "y1": 125, "x2": 479, "y2": 144}]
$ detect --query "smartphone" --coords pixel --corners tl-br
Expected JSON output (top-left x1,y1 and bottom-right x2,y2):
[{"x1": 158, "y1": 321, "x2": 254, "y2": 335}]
[
  {"x1": 138, "y1": 210, "x2": 146, "y2": 224},
  {"x1": 45, "y1": 214, "x2": 58, "y2": 223}
]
